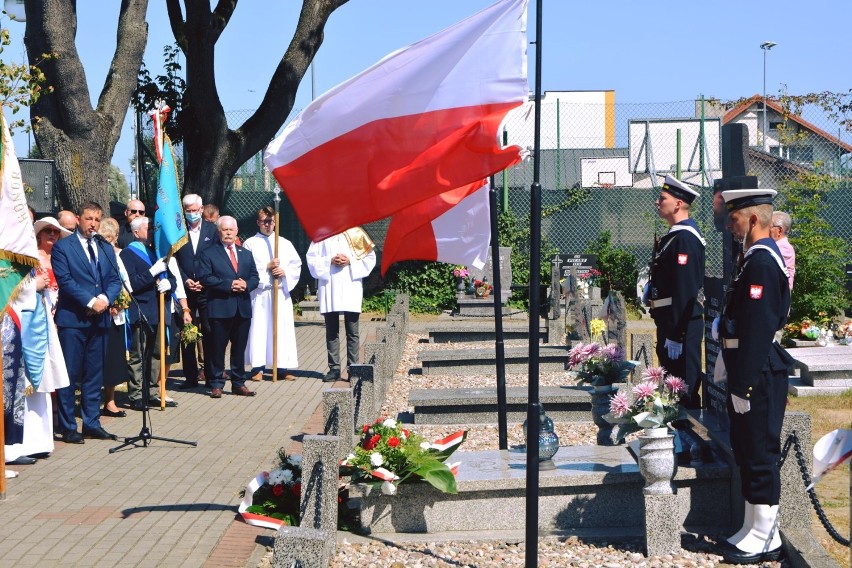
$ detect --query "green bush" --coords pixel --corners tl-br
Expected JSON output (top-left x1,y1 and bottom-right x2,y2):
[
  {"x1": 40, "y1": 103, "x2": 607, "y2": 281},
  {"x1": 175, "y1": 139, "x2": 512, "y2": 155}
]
[
  {"x1": 497, "y1": 209, "x2": 558, "y2": 309},
  {"x1": 584, "y1": 231, "x2": 639, "y2": 302},
  {"x1": 778, "y1": 168, "x2": 851, "y2": 320},
  {"x1": 363, "y1": 261, "x2": 457, "y2": 314}
]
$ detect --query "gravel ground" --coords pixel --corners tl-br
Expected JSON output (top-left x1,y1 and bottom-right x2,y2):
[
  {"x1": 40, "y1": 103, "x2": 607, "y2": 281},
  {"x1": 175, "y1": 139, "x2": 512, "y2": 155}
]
[{"x1": 259, "y1": 331, "x2": 788, "y2": 567}]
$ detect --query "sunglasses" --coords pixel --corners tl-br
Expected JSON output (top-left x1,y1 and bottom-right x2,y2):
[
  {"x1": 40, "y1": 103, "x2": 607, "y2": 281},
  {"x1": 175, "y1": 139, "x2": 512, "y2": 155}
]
[
  {"x1": 259, "y1": 219, "x2": 274, "y2": 225},
  {"x1": 127, "y1": 209, "x2": 145, "y2": 215},
  {"x1": 41, "y1": 227, "x2": 62, "y2": 235}
]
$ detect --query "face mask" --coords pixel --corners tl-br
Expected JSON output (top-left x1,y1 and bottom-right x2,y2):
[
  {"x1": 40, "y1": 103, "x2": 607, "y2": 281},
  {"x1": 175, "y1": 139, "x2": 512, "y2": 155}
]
[{"x1": 186, "y1": 212, "x2": 202, "y2": 223}]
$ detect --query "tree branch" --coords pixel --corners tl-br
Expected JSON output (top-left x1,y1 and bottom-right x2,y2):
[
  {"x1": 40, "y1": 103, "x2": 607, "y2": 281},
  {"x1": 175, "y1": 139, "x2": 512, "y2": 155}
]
[
  {"x1": 210, "y1": 0, "x2": 238, "y2": 42},
  {"x1": 166, "y1": 0, "x2": 188, "y2": 53}
]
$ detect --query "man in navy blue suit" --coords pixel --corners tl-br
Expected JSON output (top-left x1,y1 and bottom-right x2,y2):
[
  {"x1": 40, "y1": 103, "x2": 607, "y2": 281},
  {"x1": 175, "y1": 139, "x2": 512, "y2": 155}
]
[
  {"x1": 51, "y1": 202, "x2": 122, "y2": 443},
  {"x1": 195, "y1": 216, "x2": 259, "y2": 398},
  {"x1": 173, "y1": 194, "x2": 219, "y2": 389},
  {"x1": 121, "y1": 216, "x2": 180, "y2": 411}
]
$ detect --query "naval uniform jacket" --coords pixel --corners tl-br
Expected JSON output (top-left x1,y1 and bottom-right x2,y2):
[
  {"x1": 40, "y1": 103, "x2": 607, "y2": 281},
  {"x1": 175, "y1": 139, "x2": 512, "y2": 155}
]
[
  {"x1": 720, "y1": 237, "x2": 794, "y2": 400},
  {"x1": 649, "y1": 218, "x2": 706, "y2": 342}
]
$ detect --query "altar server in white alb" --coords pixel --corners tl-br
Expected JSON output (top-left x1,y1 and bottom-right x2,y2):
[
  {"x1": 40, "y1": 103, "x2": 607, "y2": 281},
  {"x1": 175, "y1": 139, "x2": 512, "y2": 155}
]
[
  {"x1": 306, "y1": 227, "x2": 376, "y2": 382},
  {"x1": 244, "y1": 206, "x2": 302, "y2": 381}
]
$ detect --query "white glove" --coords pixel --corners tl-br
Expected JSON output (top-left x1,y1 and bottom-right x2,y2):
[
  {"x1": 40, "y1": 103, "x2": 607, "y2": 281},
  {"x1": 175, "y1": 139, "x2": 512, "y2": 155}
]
[
  {"x1": 641, "y1": 282, "x2": 650, "y2": 306},
  {"x1": 711, "y1": 317, "x2": 720, "y2": 342},
  {"x1": 156, "y1": 278, "x2": 172, "y2": 293},
  {"x1": 149, "y1": 258, "x2": 167, "y2": 276},
  {"x1": 664, "y1": 339, "x2": 683, "y2": 360},
  {"x1": 731, "y1": 393, "x2": 751, "y2": 414}
]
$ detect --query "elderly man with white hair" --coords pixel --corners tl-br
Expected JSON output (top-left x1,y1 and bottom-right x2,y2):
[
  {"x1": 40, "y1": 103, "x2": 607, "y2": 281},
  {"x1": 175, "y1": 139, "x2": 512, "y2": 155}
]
[{"x1": 173, "y1": 193, "x2": 219, "y2": 390}]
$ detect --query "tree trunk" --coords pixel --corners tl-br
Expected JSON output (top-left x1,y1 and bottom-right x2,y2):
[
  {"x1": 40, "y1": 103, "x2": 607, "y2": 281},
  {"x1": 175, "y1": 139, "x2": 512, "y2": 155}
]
[
  {"x1": 168, "y1": 0, "x2": 348, "y2": 207},
  {"x1": 24, "y1": 0, "x2": 149, "y2": 212}
]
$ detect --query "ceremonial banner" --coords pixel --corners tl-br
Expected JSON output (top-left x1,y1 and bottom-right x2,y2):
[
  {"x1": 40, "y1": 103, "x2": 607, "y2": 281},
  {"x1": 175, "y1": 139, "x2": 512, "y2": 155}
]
[
  {"x1": 381, "y1": 182, "x2": 490, "y2": 275},
  {"x1": 153, "y1": 136, "x2": 188, "y2": 259},
  {"x1": 0, "y1": 114, "x2": 39, "y2": 312},
  {"x1": 265, "y1": 0, "x2": 528, "y2": 240}
]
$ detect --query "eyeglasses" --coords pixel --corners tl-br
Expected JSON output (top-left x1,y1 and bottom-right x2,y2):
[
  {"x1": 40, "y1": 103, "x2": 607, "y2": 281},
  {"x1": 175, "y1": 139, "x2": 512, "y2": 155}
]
[
  {"x1": 127, "y1": 209, "x2": 145, "y2": 215},
  {"x1": 41, "y1": 228, "x2": 62, "y2": 235}
]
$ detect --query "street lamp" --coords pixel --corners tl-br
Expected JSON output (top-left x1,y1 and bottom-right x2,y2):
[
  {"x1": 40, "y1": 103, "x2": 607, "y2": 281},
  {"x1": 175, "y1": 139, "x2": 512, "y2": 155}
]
[{"x1": 760, "y1": 41, "x2": 776, "y2": 152}]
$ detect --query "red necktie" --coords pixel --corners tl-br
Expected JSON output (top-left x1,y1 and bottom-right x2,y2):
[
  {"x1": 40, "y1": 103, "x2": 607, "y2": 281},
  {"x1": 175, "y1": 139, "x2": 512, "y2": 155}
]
[{"x1": 228, "y1": 245, "x2": 238, "y2": 272}]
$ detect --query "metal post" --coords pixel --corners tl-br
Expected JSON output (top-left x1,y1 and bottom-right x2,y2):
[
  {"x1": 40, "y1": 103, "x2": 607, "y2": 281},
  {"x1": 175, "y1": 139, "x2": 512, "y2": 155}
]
[
  {"x1": 489, "y1": 178, "x2": 508, "y2": 450},
  {"x1": 525, "y1": 1, "x2": 544, "y2": 566}
]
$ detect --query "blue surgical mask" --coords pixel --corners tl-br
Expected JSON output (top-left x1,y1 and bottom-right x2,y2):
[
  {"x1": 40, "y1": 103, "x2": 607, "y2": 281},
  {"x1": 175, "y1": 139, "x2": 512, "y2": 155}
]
[{"x1": 186, "y1": 212, "x2": 202, "y2": 224}]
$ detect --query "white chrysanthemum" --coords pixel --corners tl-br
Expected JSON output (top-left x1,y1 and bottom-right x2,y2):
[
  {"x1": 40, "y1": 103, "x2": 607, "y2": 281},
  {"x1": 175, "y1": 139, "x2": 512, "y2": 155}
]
[
  {"x1": 281, "y1": 469, "x2": 294, "y2": 483},
  {"x1": 288, "y1": 455, "x2": 302, "y2": 467},
  {"x1": 268, "y1": 469, "x2": 286, "y2": 485},
  {"x1": 382, "y1": 418, "x2": 397, "y2": 429},
  {"x1": 370, "y1": 452, "x2": 384, "y2": 467},
  {"x1": 419, "y1": 441, "x2": 431, "y2": 450},
  {"x1": 381, "y1": 481, "x2": 397, "y2": 495},
  {"x1": 343, "y1": 453, "x2": 356, "y2": 465}
]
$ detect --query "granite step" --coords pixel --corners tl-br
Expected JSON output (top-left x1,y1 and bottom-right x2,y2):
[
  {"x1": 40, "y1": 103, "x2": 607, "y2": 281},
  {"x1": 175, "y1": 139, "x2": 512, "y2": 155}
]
[
  {"x1": 427, "y1": 322, "x2": 546, "y2": 344},
  {"x1": 417, "y1": 345, "x2": 569, "y2": 375},
  {"x1": 789, "y1": 345, "x2": 852, "y2": 386},
  {"x1": 350, "y1": 445, "x2": 731, "y2": 534},
  {"x1": 408, "y1": 385, "x2": 591, "y2": 424}
]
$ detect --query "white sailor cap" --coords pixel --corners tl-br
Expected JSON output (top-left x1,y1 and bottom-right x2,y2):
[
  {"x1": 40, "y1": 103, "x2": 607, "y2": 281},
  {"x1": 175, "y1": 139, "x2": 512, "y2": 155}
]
[
  {"x1": 661, "y1": 175, "x2": 700, "y2": 204},
  {"x1": 722, "y1": 189, "x2": 777, "y2": 212}
]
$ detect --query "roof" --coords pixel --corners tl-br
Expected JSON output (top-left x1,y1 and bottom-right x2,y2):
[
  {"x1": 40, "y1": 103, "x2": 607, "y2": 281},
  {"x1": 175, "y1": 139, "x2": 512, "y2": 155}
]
[{"x1": 723, "y1": 95, "x2": 852, "y2": 154}]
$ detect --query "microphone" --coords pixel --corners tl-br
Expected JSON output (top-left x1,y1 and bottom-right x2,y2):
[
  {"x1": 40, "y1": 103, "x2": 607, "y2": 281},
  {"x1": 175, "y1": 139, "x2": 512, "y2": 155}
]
[{"x1": 91, "y1": 232, "x2": 108, "y2": 243}]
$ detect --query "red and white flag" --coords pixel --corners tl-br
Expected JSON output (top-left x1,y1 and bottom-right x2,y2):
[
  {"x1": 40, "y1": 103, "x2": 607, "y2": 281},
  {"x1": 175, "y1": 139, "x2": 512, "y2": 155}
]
[
  {"x1": 381, "y1": 181, "x2": 491, "y2": 275},
  {"x1": 264, "y1": 0, "x2": 528, "y2": 241}
]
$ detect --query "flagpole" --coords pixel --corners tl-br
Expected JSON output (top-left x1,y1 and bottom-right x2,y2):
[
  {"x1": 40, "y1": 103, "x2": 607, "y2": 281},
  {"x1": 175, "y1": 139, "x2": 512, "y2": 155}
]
[
  {"x1": 158, "y1": 284, "x2": 167, "y2": 410},
  {"x1": 489, "y1": 177, "x2": 508, "y2": 450},
  {"x1": 525, "y1": 0, "x2": 544, "y2": 566},
  {"x1": 272, "y1": 187, "x2": 281, "y2": 383}
]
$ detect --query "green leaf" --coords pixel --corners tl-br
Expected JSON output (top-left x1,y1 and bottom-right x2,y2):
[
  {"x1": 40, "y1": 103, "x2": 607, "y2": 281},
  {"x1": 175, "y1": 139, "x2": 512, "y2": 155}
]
[{"x1": 412, "y1": 460, "x2": 458, "y2": 494}]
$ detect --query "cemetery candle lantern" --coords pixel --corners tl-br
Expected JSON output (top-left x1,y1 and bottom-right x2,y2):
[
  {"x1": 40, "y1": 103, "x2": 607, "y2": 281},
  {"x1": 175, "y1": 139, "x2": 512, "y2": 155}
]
[{"x1": 523, "y1": 405, "x2": 560, "y2": 470}]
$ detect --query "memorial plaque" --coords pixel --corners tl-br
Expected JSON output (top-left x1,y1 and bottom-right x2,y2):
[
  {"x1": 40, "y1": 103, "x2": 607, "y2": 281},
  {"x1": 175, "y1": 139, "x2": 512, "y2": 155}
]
[{"x1": 703, "y1": 276, "x2": 728, "y2": 432}]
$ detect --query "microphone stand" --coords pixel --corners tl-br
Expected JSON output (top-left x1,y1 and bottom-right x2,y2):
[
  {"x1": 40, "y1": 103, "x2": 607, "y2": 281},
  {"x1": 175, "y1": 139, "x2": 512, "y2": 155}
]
[{"x1": 92, "y1": 236, "x2": 197, "y2": 453}]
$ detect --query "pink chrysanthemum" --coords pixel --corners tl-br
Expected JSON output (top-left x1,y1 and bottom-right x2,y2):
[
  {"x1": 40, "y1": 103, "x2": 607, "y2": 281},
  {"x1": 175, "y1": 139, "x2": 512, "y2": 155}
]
[
  {"x1": 601, "y1": 343, "x2": 624, "y2": 362},
  {"x1": 568, "y1": 343, "x2": 585, "y2": 367},
  {"x1": 608, "y1": 392, "x2": 630, "y2": 418},
  {"x1": 642, "y1": 366, "x2": 666, "y2": 384},
  {"x1": 632, "y1": 380, "x2": 658, "y2": 400},
  {"x1": 580, "y1": 342, "x2": 601, "y2": 359},
  {"x1": 665, "y1": 376, "x2": 687, "y2": 395}
]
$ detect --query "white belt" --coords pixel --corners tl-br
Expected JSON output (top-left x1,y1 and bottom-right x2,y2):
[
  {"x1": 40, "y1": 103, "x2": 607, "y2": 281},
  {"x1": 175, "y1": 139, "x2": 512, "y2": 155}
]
[
  {"x1": 649, "y1": 297, "x2": 672, "y2": 308},
  {"x1": 722, "y1": 338, "x2": 739, "y2": 348}
]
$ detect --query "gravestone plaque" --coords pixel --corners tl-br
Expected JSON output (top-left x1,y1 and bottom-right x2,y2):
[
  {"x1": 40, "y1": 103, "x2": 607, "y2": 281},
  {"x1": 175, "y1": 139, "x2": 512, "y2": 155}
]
[
  {"x1": 468, "y1": 246, "x2": 512, "y2": 304},
  {"x1": 703, "y1": 276, "x2": 728, "y2": 432},
  {"x1": 552, "y1": 254, "x2": 597, "y2": 279}
]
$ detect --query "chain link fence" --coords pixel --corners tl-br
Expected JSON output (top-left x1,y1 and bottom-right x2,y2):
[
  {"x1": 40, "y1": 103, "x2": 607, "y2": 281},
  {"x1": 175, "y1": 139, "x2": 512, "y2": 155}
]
[{"x1": 141, "y1": 98, "x2": 851, "y2": 290}]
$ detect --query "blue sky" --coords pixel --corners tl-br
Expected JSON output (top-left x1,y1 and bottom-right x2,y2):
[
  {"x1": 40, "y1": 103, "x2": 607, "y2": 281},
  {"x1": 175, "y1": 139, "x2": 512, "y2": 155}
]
[{"x1": 4, "y1": 0, "x2": 849, "y2": 183}]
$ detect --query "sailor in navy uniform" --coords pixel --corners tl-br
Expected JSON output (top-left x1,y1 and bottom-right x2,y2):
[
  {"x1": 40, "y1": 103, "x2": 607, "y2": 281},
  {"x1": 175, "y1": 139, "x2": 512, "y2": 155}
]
[
  {"x1": 646, "y1": 175, "x2": 706, "y2": 409},
  {"x1": 715, "y1": 188, "x2": 795, "y2": 564}
]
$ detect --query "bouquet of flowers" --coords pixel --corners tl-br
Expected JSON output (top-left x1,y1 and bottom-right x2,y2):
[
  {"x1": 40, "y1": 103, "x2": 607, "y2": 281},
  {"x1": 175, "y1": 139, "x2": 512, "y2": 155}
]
[
  {"x1": 604, "y1": 366, "x2": 687, "y2": 442},
  {"x1": 472, "y1": 278, "x2": 493, "y2": 296},
  {"x1": 112, "y1": 289, "x2": 131, "y2": 311},
  {"x1": 180, "y1": 322, "x2": 202, "y2": 346},
  {"x1": 833, "y1": 320, "x2": 852, "y2": 344},
  {"x1": 238, "y1": 448, "x2": 302, "y2": 529},
  {"x1": 452, "y1": 265, "x2": 470, "y2": 279},
  {"x1": 567, "y1": 341, "x2": 637, "y2": 388},
  {"x1": 340, "y1": 417, "x2": 466, "y2": 496},
  {"x1": 578, "y1": 268, "x2": 602, "y2": 287}
]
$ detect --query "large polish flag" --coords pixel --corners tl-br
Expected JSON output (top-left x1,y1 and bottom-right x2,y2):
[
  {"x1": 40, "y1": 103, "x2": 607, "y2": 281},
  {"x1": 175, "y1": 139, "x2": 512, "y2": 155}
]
[
  {"x1": 381, "y1": 181, "x2": 491, "y2": 275},
  {"x1": 264, "y1": 0, "x2": 528, "y2": 241}
]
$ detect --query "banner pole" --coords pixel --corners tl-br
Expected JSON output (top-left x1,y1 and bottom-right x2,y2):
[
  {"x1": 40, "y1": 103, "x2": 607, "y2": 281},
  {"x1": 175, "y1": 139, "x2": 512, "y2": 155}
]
[
  {"x1": 1, "y1": 336, "x2": 6, "y2": 498},
  {"x1": 158, "y1": 290, "x2": 166, "y2": 410},
  {"x1": 272, "y1": 187, "x2": 281, "y2": 382}
]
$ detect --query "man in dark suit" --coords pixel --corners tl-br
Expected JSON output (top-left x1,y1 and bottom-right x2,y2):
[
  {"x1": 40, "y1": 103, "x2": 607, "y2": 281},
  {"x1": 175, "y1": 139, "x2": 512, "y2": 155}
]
[
  {"x1": 120, "y1": 217, "x2": 179, "y2": 411},
  {"x1": 195, "y1": 216, "x2": 259, "y2": 398},
  {"x1": 51, "y1": 202, "x2": 122, "y2": 443},
  {"x1": 173, "y1": 193, "x2": 219, "y2": 389},
  {"x1": 117, "y1": 198, "x2": 147, "y2": 248}
]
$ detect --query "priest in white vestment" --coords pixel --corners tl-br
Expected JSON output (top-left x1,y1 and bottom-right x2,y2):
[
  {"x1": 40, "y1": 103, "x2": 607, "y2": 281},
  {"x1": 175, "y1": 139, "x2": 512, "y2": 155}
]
[
  {"x1": 244, "y1": 206, "x2": 302, "y2": 380},
  {"x1": 306, "y1": 227, "x2": 376, "y2": 382}
]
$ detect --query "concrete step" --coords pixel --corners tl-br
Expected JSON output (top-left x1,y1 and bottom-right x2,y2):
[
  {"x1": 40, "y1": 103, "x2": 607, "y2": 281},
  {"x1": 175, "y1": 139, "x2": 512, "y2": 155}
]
[
  {"x1": 409, "y1": 385, "x2": 591, "y2": 424},
  {"x1": 788, "y1": 377, "x2": 852, "y2": 396},
  {"x1": 789, "y1": 345, "x2": 852, "y2": 386},
  {"x1": 417, "y1": 345, "x2": 569, "y2": 375},
  {"x1": 426, "y1": 322, "x2": 546, "y2": 344},
  {"x1": 350, "y1": 445, "x2": 732, "y2": 534}
]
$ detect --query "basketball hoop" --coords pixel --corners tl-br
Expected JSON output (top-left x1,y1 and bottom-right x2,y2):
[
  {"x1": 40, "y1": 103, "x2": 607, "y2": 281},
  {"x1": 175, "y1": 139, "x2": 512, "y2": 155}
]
[{"x1": 598, "y1": 183, "x2": 614, "y2": 189}]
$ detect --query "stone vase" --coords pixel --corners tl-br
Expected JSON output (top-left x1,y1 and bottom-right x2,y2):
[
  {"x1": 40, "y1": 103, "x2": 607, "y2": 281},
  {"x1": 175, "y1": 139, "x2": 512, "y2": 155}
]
[
  {"x1": 638, "y1": 427, "x2": 676, "y2": 495},
  {"x1": 590, "y1": 384, "x2": 617, "y2": 446},
  {"x1": 590, "y1": 286, "x2": 602, "y2": 301}
]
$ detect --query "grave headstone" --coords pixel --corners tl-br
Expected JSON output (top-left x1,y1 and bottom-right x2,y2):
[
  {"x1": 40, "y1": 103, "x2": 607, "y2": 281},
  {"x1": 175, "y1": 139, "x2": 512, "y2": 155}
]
[
  {"x1": 552, "y1": 253, "x2": 597, "y2": 280},
  {"x1": 468, "y1": 246, "x2": 512, "y2": 304},
  {"x1": 604, "y1": 290, "x2": 628, "y2": 350},
  {"x1": 300, "y1": 435, "x2": 340, "y2": 535},
  {"x1": 630, "y1": 332, "x2": 655, "y2": 378},
  {"x1": 703, "y1": 277, "x2": 728, "y2": 432},
  {"x1": 322, "y1": 388, "x2": 355, "y2": 459},
  {"x1": 272, "y1": 526, "x2": 334, "y2": 568}
]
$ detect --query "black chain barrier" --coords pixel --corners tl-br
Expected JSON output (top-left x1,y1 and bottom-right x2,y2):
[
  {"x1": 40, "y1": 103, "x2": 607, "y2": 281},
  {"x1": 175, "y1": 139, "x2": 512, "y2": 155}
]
[{"x1": 779, "y1": 430, "x2": 850, "y2": 547}]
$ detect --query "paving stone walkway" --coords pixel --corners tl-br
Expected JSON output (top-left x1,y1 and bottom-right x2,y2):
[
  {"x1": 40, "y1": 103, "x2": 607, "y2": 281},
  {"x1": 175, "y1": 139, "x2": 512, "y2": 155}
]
[{"x1": 0, "y1": 318, "x2": 377, "y2": 568}]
